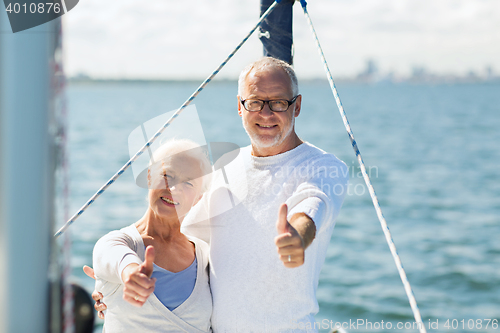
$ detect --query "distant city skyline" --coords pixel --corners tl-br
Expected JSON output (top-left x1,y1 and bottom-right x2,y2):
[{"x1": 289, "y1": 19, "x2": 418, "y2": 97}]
[
  {"x1": 344, "y1": 59, "x2": 499, "y2": 83},
  {"x1": 64, "y1": 0, "x2": 500, "y2": 80},
  {"x1": 70, "y1": 57, "x2": 500, "y2": 85}
]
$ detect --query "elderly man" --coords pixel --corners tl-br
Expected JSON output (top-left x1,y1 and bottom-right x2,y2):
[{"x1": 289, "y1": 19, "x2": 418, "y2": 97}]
[
  {"x1": 181, "y1": 57, "x2": 348, "y2": 331},
  {"x1": 90, "y1": 57, "x2": 348, "y2": 332}
]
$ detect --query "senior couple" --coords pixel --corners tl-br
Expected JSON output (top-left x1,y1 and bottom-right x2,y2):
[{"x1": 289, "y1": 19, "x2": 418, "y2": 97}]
[{"x1": 87, "y1": 57, "x2": 349, "y2": 332}]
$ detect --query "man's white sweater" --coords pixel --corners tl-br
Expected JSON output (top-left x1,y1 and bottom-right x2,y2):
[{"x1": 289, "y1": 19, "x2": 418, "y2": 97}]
[{"x1": 182, "y1": 142, "x2": 348, "y2": 332}]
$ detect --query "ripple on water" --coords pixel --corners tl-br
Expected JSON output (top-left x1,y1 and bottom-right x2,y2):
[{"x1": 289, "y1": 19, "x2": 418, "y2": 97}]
[{"x1": 65, "y1": 82, "x2": 500, "y2": 332}]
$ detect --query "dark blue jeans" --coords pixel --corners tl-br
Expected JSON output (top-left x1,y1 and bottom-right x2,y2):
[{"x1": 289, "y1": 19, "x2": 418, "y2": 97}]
[{"x1": 259, "y1": 0, "x2": 295, "y2": 65}]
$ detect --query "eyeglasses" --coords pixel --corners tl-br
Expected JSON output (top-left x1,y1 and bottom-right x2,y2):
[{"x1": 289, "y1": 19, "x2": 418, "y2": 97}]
[{"x1": 239, "y1": 96, "x2": 298, "y2": 112}]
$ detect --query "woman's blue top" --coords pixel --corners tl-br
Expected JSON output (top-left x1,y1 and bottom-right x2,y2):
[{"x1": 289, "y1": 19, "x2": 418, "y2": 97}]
[{"x1": 151, "y1": 257, "x2": 197, "y2": 311}]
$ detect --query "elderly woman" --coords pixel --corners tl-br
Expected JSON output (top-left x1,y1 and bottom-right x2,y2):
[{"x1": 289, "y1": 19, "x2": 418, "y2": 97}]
[{"x1": 91, "y1": 139, "x2": 212, "y2": 332}]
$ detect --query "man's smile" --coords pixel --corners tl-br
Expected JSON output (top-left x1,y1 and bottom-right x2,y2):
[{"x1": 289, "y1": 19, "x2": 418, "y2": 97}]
[{"x1": 257, "y1": 123, "x2": 277, "y2": 129}]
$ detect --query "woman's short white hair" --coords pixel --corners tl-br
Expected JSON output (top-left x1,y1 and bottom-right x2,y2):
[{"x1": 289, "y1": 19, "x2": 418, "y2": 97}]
[
  {"x1": 151, "y1": 139, "x2": 212, "y2": 192},
  {"x1": 238, "y1": 57, "x2": 299, "y2": 97}
]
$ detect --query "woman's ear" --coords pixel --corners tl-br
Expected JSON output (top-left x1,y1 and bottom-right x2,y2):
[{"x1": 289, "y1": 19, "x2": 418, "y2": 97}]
[{"x1": 193, "y1": 193, "x2": 203, "y2": 207}]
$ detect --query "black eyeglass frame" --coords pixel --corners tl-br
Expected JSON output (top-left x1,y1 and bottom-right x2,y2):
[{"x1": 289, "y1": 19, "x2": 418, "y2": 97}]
[{"x1": 239, "y1": 95, "x2": 299, "y2": 112}]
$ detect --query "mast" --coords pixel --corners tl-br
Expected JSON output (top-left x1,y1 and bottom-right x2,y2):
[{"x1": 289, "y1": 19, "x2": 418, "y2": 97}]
[{"x1": 0, "y1": 10, "x2": 60, "y2": 333}]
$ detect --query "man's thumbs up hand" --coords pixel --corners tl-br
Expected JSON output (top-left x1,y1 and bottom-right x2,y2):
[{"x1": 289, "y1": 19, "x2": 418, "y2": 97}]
[
  {"x1": 274, "y1": 204, "x2": 305, "y2": 268},
  {"x1": 122, "y1": 245, "x2": 157, "y2": 307},
  {"x1": 276, "y1": 203, "x2": 291, "y2": 235}
]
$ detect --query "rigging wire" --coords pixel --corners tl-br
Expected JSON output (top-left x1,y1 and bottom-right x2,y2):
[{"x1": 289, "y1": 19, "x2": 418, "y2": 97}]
[
  {"x1": 54, "y1": 4, "x2": 426, "y2": 330},
  {"x1": 299, "y1": 1, "x2": 427, "y2": 332},
  {"x1": 54, "y1": 0, "x2": 283, "y2": 238}
]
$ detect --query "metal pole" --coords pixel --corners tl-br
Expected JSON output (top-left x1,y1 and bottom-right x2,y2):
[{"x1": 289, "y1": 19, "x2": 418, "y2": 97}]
[{"x1": 0, "y1": 10, "x2": 57, "y2": 333}]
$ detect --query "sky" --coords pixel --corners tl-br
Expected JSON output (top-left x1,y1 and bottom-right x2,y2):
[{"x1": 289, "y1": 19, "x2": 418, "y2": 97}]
[{"x1": 63, "y1": 0, "x2": 500, "y2": 80}]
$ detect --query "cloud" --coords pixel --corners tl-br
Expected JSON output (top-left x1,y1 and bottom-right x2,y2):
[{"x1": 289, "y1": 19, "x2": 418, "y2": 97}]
[{"x1": 64, "y1": 0, "x2": 500, "y2": 79}]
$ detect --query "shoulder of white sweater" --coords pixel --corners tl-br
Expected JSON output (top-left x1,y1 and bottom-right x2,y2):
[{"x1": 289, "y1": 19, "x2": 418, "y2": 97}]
[
  {"x1": 296, "y1": 142, "x2": 347, "y2": 166},
  {"x1": 94, "y1": 224, "x2": 139, "y2": 253},
  {"x1": 186, "y1": 235, "x2": 210, "y2": 263}
]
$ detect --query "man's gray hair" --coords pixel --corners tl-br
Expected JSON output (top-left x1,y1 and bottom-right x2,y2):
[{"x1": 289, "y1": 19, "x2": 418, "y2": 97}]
[{"x1": 238, "y1": 57, "x2": 299, "y2": 97}]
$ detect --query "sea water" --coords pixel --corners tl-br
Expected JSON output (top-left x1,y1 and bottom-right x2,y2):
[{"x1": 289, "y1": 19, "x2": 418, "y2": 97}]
[{"x1": 65, "y1": 80, "x2": 500, "y2": 332}]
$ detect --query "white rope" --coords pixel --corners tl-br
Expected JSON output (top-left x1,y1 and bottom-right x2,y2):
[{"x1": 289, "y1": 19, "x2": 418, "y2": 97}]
[
  {"x1": 299, "y1": 1, "x2": 426, "y2": 332},
  {"x1": 54, "y1": 0, "x2": 282, "y2": 238}
]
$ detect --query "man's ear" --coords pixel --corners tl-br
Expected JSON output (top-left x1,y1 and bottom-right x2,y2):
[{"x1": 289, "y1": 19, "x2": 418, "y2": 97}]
[
  {"x1": 237, "y1": 96, "x2": 243, "y2": 117},
  {"x1": 294, "y1": 94, "x2": 302, "y2": 117}
]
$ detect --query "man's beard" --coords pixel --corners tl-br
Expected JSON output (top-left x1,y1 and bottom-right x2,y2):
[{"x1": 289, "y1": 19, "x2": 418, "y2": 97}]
[{"x1": 242, "y1": 116, "x2": 295, "y2": 149}]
